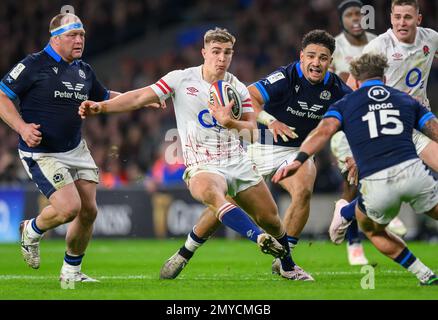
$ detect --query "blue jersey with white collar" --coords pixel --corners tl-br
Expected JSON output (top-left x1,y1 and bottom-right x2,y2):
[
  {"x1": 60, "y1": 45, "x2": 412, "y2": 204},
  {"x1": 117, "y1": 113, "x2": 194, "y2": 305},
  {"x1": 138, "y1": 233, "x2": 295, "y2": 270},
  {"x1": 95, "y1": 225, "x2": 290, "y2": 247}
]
[
  {"x1": 253, "y1": 61, "x2": 352, "y2": 147},
  {"x1": 324, "y1": 80, "x2": 435, "y2": 179},
  {"x1": 0, "y1": 44, "x2": 109, "y2": 153}
]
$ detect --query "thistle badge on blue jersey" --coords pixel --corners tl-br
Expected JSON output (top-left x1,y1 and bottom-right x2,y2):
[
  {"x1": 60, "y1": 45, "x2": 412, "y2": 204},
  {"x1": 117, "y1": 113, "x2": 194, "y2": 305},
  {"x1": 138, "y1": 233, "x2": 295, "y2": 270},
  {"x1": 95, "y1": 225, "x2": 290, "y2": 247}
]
[{"x1": 320, "y1": 90, "x2": 331, "y2": 100}]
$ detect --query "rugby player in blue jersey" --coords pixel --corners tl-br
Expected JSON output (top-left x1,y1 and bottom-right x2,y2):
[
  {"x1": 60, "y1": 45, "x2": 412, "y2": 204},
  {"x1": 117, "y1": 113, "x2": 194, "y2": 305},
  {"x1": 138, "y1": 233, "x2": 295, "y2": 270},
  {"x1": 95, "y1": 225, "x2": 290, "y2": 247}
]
[
  {"x1": 272, "y1": 53, "x2": 438, "y2": 285},
  {"x1": 160, "y1": 30, "x2": 353, "y2": 281},
  {"x1": 0, "y1": 13, "x2": 126, "y2": 282}
]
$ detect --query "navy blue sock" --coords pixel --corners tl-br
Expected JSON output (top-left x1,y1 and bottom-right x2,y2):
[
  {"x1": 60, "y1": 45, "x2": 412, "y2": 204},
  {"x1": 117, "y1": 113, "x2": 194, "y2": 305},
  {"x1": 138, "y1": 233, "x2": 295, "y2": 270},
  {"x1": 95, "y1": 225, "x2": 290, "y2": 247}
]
[
  {"x1": 31, "y1": 218, "x2": 44, "y2": 235},
  {"x1": 179, "y1": 230, "x2": 207, "y2": 260},
  {"x1": 64, "y1": 252, "x2": 84, "y2": 266},
  {"x1": 219, "y1": 204, "x2": 261, "y2": 243},
  {"x1": 340, "y1": 198, "x2": 358, "y2": 222},
  {"x1": 393, "y1": 247, "x2": 417, "y2": 269},
  {"x1": 346, "y1": 220, "x2": 361, "y2": 245},
  {"x1": 276, "y1": 234, "x2": 295, "y2": 271},
  {"x1": 287, "y1": 236, "x2": 299, "y2": 249},
  {"x1": 179, "y1": 246, "x2": 194, "y2": 260},
  {"x1": 189, "y1": 230, "x2": 206, "y2": 244}
]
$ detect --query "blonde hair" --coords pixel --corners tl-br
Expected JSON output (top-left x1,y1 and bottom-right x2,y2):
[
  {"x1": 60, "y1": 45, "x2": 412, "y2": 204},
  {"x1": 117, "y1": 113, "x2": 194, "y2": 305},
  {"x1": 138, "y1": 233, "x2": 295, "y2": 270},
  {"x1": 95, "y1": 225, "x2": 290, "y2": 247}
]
[
  {"x1": 203, "y1": 27, "x2": 236, "y2": 46},
  {"x1": 349, "y1": 53, "x2": 389, "y2": 81}
]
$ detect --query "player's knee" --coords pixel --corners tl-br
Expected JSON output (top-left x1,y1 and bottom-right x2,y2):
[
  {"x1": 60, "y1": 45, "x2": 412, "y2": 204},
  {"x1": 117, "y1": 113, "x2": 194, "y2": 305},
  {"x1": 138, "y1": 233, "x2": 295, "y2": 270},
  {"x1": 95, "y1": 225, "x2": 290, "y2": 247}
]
[
  {"x1": 79, "y1": 202, "x2": 98, "y2": 225},
  {"x1": 58, "y1": 203, "x2": 81, "y2": 224},
  {"x1": 292, "y1": 187, "x2": 312, "y2": 205}
]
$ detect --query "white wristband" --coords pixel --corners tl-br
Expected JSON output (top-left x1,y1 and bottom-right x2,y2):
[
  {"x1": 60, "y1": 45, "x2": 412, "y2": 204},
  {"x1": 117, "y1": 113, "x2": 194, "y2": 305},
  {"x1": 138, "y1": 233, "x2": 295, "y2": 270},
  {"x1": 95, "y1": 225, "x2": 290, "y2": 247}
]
[{"x1": 257, "y1": 110, "x2": 277, "y2": 126}]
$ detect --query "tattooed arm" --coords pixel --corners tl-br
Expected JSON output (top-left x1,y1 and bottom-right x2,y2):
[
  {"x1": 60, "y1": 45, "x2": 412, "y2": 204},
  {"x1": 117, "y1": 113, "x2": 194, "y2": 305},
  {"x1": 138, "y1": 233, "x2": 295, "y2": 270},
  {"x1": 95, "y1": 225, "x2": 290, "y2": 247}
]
[{"x1": 422, "y1": 118, "x2": 438, "y2": 143}]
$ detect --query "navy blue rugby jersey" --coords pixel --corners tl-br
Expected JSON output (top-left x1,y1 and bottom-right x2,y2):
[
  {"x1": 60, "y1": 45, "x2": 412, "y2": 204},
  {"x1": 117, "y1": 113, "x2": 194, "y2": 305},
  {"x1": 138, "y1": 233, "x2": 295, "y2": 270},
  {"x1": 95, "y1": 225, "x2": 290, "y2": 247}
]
[
  {"x1": 0, "y1": 44, "x2": 109, "y2": 153},
  {"x1": 324, "y1": 79, "x2": 435, "y2": 179},
  {"x1": 253, "y1": 61, "x2": 352, "y2": 147}
]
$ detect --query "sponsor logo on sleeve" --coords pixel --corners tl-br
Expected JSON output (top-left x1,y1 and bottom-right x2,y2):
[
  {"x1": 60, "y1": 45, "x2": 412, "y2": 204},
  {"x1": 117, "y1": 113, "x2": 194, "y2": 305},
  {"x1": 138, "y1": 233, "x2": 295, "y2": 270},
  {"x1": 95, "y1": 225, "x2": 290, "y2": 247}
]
[
  {"x1": 267, "y1": 72, "x2": 285, "y2": 84},
  {"x1": 9, "y1": 63, "x2": 26, "y2": 80}
]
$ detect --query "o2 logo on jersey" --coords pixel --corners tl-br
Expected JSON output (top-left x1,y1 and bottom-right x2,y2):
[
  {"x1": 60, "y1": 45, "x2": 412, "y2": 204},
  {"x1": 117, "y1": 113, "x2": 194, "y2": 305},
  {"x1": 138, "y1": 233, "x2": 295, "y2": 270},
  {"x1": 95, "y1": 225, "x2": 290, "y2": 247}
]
[
  {"x1": 198, "y1": 109, "x2": 218, "y2": 128},
  {"x1": 367, "y1": 86, "x2": 390, "y2": 102},
  {"x1": 405, "y1": 68, "x2": 423, "y2": 88}
]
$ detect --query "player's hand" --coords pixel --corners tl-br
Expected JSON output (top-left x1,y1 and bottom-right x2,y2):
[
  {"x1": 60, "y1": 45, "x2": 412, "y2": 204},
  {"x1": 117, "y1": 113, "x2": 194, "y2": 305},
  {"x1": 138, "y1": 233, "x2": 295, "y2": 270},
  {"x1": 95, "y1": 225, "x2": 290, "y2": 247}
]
[
  {"x1": 19, "y1": 123, "x2": 42, "y2": 148},
  {"x1": 271, "y1": 160, "x2": 302, "y2": 183},
  {"x1": 79, "y1": 100, "x2": 103, "y2": 119},
  {"x1": 345, "y1": 156, "x2": 358, "y2": 186},
  {"x1": 146, "y1": 101, "x2": 167, "y2": 109},
  {"x1": 268, "y1": 120, "x2": 298, "y2": 143},
  {"x1": 208, "y1": 94, "x2": 233, "y2": 128}
]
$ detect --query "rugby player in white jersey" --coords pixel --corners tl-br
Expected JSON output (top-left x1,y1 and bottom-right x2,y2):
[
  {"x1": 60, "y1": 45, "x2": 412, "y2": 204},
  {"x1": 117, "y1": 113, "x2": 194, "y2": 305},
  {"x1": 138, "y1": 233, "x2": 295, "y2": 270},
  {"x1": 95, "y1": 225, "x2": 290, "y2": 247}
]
[
  {"x1": 79, "y1": 28, "x2": 299, "y2": 278},
  {"x1": 329, "y1": 0, "x2": 437, "y2": 248}
]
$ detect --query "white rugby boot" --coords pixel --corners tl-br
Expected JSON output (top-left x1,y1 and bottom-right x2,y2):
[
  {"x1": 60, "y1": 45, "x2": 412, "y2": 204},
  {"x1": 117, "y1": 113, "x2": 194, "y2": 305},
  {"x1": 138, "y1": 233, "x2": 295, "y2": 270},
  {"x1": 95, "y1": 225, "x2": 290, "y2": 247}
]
[
  {"x1": 347, "y1": 242, "x2": 369, "y2": 266},
  {"x1": 59, "y1": 262, "x2": 99, "y2": 282},
  {"x1": 257, "y1": 233, "x2": 287, "y2": 259},
  {"x1": 160, "y1": 251, "x2": 188, "y2": 280},
  {"x1": 19, "y1": 220, "x2": 41, "y2": 269},
  {"x1": 329, "y1": 199, "x2": 352, "y2": 244}
]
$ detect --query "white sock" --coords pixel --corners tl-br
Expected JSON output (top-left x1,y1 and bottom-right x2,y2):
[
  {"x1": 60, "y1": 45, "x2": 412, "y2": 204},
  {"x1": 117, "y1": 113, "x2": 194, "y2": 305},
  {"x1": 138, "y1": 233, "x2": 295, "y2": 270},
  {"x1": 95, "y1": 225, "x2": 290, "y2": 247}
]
[
  {"x1": 407, "y1": 259, "x2": 434, "y2": 282},
  {"x1": 184, "y1": 232, "x2": 204, "y2": 252},
  {"x1": 26, "y1": 219, "x2": 43, "y2": 240},
  {"x1": 62, "y1": 261, "x2": 81, "y2": 273}
]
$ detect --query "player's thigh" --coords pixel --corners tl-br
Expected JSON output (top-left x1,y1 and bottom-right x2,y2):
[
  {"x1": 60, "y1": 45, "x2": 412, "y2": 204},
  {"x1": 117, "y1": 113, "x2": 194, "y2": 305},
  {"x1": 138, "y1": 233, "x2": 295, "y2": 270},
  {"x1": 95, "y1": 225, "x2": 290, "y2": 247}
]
[
  {"x1": 233, "y1": 180, "x2": 278, "y2": 220},
  {"x1": 186, "y1": 171, "x2": 228, "y2": 207},
  {"x1": 355, "y1": 204, "x2": 386, "y2": 234},
  {"x1": 279, "y1": 158, "x2": 316, "y2": 199},
  {"x1": 48, "y1": 182, "x2": 82, "y2": 217}
]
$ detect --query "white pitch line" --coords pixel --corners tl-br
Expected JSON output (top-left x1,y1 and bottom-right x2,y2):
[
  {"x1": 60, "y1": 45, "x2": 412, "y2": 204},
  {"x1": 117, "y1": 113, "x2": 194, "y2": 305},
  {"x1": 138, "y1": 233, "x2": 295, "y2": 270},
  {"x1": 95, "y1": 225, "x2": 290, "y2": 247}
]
[{"x1": 0, "y1": 269, "x2": 420, "y2": 281}]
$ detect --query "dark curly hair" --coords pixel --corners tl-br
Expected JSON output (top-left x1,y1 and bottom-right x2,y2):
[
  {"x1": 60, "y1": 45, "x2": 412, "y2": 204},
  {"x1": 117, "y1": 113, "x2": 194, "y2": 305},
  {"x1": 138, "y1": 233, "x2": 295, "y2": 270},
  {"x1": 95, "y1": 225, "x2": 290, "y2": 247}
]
[{"x1": 301, "y1": 29, "x2": 336, "y2": 55}]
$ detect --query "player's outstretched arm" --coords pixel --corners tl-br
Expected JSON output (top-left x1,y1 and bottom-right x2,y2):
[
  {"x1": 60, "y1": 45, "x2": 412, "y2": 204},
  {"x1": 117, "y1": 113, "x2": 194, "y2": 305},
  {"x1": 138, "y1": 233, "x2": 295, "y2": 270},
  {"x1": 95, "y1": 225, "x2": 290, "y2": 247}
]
[
  {"x1": 0, "y1": 91, "x2": 42, "y2": 147},
  {"x1": 271, "y1": 117, "x2": 340, "y2": 183},
  {"x1": 248, "y1": 85, "x2": 298, "y2": 142},
  {"x1": 422, "y1": 117, "x2": 438, "y2": 143},
  {"x1": 79, "y1": 86, "x2": 161, "y2": 119}
]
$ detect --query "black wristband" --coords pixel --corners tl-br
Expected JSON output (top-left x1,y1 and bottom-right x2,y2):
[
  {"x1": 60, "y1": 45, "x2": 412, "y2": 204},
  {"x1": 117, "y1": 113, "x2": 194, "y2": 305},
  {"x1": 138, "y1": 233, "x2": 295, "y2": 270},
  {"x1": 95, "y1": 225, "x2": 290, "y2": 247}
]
[{"x1": 295, "y1": 151, "x2": 309, "y2": 164}]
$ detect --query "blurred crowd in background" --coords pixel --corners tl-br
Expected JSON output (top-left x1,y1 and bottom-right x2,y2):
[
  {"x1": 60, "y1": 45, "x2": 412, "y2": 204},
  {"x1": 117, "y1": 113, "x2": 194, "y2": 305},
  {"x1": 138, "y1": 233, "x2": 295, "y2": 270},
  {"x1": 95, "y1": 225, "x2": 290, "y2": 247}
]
[{"x1": 1, "y1": 0, "x2": 437, "y2": 193}]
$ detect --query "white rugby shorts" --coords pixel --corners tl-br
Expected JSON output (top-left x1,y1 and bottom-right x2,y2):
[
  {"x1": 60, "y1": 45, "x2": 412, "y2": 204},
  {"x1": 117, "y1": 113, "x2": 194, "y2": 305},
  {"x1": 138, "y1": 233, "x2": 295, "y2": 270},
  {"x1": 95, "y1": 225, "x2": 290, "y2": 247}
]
[
  {"x1": 183, "y1": 153, "x2": 262, "y2": 197},
  {"x1": 359, "y1": 158, "x2": 438, "y2": 225},
  {"x1": 19, "y1": 139, "x2": 99, "y2": 198}
]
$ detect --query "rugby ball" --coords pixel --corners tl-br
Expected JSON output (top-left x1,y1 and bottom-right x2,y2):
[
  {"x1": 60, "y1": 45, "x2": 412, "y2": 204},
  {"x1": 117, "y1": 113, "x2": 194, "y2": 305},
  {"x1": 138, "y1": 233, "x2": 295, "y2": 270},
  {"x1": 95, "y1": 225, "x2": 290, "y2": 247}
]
[{"x1": 209, "y1": 80, "x2": 242, "y2": 120}]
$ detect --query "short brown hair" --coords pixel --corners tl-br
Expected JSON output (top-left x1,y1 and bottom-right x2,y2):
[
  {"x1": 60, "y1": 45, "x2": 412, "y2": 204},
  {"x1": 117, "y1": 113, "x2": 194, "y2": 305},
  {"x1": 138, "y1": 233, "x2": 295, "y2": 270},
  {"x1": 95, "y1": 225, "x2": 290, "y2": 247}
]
[
  {"x1": 391, "y1": 0, "x2": 419, "y2": 12},
  {"x1": 349, "y1": 53, "x2": 389, "y2": 81},
  {"x1": 49, "y1": 13, "x2": 82, "y2": 33},
  {"x1": 204, "y1": 27, "x2": 236, "y2": 46}
]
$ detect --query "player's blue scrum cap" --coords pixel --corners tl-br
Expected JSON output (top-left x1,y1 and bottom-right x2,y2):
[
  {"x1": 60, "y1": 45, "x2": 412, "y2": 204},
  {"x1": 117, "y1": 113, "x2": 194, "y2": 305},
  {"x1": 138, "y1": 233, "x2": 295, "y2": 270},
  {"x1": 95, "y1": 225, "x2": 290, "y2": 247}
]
[
  {"x1": 50, "y1": 21, "x2": 85, "y2": 37},
  {"x1": 338, "y1": 0, "x2": 363, "y2": 29}
]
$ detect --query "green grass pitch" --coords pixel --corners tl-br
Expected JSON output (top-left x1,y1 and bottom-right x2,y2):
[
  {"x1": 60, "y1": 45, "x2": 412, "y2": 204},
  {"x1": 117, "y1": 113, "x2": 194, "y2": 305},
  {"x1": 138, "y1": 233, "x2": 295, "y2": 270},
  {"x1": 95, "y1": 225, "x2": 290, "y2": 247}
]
[{"x1": 0, "y1": 239, "x2": 437, "y2": 300}]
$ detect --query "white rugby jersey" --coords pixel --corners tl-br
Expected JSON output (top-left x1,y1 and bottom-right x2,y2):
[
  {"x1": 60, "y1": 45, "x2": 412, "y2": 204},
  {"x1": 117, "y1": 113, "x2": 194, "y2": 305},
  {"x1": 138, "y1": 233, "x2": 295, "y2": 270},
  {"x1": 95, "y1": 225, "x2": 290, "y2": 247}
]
[
  {"x1": 331, "y1": 32, "x2": 377, "y2": 75},
  {"x1": 150, "y1": 65, "x2": 254, "y2": 167},
  {"x1": 363, "y1": 27, "x2": 438, "y2": 107}
]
